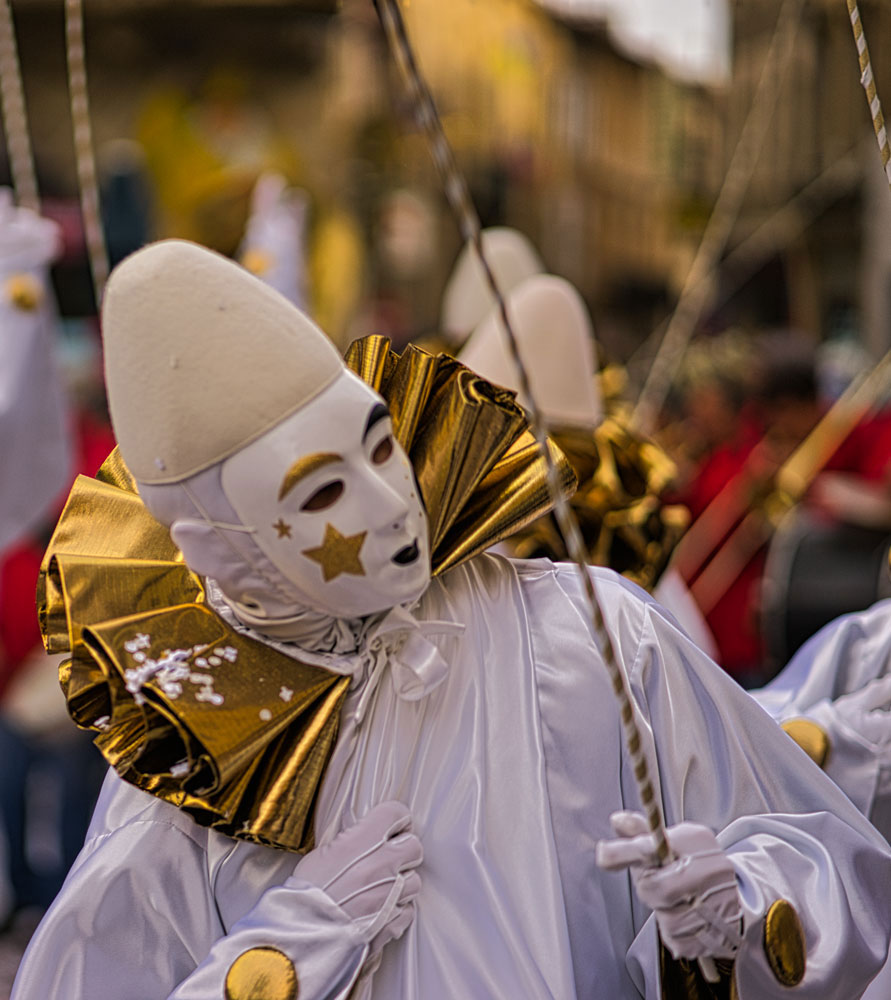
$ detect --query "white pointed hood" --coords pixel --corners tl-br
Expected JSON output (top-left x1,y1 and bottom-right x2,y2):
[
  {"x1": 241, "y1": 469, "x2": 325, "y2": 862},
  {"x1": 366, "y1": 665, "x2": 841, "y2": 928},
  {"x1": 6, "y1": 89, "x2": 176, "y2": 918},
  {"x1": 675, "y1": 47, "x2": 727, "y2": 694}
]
[
  {"x1": 102, "y1": 239, "x2": 343, "y2": 484},
  {"x1": 440, "y1": 227, "x2": 544, "y2": 343},
  {"x1": 458, "y1": 273, "x2": 602, "y2": 428}
]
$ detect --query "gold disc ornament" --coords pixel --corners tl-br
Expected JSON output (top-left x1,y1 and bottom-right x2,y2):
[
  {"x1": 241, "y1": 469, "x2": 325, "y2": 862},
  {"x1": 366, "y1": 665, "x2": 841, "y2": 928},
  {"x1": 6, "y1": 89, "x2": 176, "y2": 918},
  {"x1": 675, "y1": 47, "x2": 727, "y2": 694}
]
[{"x1": 224, "y1": 947, "x2": 298, "y2": 1000}]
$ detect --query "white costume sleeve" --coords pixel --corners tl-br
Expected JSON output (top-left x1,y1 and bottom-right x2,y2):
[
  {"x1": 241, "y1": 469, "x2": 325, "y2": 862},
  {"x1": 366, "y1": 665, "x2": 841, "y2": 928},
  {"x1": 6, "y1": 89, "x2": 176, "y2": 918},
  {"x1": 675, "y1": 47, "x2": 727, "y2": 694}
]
[
  {"x1": 632, "y1": 590, "x2": 891, "y2": 998},
  {"x1": 11, "y1": 776, "x2": 368, "y2": 1000},
  {"x1": 524, "y1": 564, "x2": 891, "y2": 999},
  {"x1": 753, "y1": 598, "x2": 891, "y2": 829},
  {"x1": 0, "y1": 194, "x2": 72, "y2": 553}
]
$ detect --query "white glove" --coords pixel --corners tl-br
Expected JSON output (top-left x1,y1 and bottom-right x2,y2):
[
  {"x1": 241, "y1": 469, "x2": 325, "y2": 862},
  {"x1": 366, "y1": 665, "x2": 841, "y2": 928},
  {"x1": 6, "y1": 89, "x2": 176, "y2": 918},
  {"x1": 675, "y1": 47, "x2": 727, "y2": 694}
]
[
  {"x1": 294, "y1": 801, "x2": 422, "y2": 958},
  {"x1": 596, "y1": 811, "x2": 743, "y2": 961}
]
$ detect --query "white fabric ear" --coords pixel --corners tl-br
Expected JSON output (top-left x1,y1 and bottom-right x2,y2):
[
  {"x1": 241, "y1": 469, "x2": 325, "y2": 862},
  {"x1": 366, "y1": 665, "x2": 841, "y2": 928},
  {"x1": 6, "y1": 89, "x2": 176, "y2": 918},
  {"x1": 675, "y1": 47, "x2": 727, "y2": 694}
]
[
  {"x1": 141, "y1": 468, "x2": 317, "y2": 619},
  {"x1": 169, "y1": 518, "x2": 304, "y2": 617},
  {"x1": 440, "y1": 228, "x2": 544, "y2": 343},
  {"x1": 458, "y1": 274, "x2": 602, "y2": 428}
]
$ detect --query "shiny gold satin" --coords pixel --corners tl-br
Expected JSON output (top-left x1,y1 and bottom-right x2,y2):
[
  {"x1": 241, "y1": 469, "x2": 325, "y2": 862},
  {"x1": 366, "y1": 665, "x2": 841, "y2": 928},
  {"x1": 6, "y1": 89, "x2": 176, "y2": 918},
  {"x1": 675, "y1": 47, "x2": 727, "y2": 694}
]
[
  {"x1": 508, "y1": 414, "x2": 688, "y2": 591},
  {"x1": 40, "y1": 334, "x2": 575, "y2": 853},
  {"x1": 344, "y1": 336, "x2": 575, "y2": 573},
  {"x1": 38, "y1": 469, "x2": 350, "y2": 852}
]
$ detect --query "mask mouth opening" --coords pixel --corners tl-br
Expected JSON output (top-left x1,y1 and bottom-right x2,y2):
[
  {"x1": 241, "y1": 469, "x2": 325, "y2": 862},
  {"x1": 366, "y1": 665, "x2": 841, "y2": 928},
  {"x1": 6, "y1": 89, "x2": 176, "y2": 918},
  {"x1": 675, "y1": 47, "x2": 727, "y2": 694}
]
[{"x1": 392, "y1": 539, "x2": 420, "y2": 566}]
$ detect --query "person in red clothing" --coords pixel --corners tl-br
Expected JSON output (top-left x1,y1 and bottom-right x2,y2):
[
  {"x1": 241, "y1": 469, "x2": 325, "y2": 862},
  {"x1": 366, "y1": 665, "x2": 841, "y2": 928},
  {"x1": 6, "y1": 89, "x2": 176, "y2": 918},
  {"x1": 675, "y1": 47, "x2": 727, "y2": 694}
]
[
  {"x1": 675, "y1": 336, "x2": 891, "y2": 686},
  {"x1": 675, "y1": 381, "x2": 778, "y2": 685},
  {"x1": 815, "y1": 409, "x2": 891, "y2": 527}
]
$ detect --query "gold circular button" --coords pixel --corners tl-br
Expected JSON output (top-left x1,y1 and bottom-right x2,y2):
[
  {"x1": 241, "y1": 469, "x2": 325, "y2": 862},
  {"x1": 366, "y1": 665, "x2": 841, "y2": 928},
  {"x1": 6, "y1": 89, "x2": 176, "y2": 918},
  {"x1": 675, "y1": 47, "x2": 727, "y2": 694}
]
[
  {"x1": 240, "y1": 249, "x2": 273, "y2": 278},
  {"x1": 780, "y1": 718, "x2": 830, "y2": 769},
  {"x1": 224, "y1": 947, "x2": 298, "y2": 1000},
  {"x1": 5, "y1": 273, "x2": 42, "y2": 311},
  {"x1": 764, "y1": 899, "x2": 806, "y2": 987}
]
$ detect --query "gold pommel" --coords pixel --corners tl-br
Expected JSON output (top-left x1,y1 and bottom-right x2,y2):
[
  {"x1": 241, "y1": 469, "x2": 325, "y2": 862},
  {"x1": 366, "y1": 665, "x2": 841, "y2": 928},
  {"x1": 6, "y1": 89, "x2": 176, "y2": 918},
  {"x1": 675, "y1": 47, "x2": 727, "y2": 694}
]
[
  {"x1": 240, "y1": 248, "x2": 273, "y2": 278},
  {"x1": 764, "y1": 899, "x2": 806, "y2": 987},
  {"x1": 780, "y1": 718, "x2": 830, "y2": 769},
  {"x1": 225, "y1": 946, "x2": 298, "y2": 1000}
]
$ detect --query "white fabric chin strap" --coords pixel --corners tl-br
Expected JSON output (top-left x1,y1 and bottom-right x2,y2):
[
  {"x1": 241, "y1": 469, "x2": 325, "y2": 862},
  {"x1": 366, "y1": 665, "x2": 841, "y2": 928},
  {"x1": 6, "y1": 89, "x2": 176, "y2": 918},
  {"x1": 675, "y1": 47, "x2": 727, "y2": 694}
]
[
  {"x1": 180, "y1": 479, "x2": 257, "y2": 534},
  {"x1": 348, "y1": 605, "x2": 465, "y2": 726}
]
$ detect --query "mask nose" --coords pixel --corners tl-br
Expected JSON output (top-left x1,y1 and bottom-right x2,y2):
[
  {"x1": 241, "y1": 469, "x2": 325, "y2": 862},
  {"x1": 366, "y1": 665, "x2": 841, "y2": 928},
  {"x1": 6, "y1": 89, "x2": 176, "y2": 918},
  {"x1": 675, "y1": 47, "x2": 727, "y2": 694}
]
[{"x1": 366, "y1": 473, "x2": 411, "y2": 534}]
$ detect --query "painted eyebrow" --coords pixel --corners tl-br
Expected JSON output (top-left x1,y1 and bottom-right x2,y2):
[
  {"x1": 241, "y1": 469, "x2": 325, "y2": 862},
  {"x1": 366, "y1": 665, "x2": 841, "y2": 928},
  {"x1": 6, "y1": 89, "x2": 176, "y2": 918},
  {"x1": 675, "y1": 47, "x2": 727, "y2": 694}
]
[
  {"x1": 363, "y1": 403, "x2": 390, "y2": 443},
  {"x1": 278, "y1": 452, "x2": 342, "y2": 501}
]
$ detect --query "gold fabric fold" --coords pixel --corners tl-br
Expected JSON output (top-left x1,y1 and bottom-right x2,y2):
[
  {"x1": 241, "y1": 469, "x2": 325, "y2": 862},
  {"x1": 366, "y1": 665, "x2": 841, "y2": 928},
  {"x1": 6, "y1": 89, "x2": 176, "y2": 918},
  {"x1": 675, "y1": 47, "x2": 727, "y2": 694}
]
[
  {"x1": 344, "y1": 335, "x2": 575, "y2": 571},
  {"x1": 40, "y1": 334, "x2": 575, "y2": 852},
  {"x1": 509, "y1": 414, "x2": 689, "y2": 591}
]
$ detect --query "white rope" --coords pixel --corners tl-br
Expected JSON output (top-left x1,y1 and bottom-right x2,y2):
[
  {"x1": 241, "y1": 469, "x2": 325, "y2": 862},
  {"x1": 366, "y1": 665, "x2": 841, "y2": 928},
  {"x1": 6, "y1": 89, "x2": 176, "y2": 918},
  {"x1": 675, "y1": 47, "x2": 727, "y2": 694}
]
[
  {"x1": 626, "y1": 143, "x2": 863, "y2": 386},
  {"x1": 65, "y1": 0, "x2": 108, "y2": 305},
  {"x1": 373, "y1": 0, "x2": 672, "y2": 869},
  {"x1": 0, "y1": 0, "x2": 38, "y2": 212},
  {"x1": 631, "y1": 0, "x2": 807, "y2": 433},
  {"x1": 846, "y1": 0, "x2": 891, "y2": 189}
]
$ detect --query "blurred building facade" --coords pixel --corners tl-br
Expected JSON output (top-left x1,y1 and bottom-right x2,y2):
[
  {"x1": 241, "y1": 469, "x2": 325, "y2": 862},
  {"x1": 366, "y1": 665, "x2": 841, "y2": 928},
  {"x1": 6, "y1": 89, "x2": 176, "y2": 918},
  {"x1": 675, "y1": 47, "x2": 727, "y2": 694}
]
[
  {"x1": 715, "y1": 0, "x2": 890, "y2": 354},
  {"x1": 2, "y1": 0, "x2": 890, "y2": 358}
]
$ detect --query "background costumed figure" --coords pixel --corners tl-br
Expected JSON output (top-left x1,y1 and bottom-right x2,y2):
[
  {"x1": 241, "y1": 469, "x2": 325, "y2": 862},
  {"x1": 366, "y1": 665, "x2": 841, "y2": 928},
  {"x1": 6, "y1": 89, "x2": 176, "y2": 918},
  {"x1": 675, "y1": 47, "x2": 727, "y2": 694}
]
[{"x1": 456, "y1": 268, "x2": 714, "y2": 658}]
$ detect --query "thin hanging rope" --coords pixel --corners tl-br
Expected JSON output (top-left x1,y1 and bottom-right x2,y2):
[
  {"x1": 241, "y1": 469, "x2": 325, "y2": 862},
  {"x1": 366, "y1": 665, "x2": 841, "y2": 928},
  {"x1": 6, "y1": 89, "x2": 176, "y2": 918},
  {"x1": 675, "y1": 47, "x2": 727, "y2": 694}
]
[
  {"x1": 846, "y1": 0, "x2": 891, "y2": 189},
  {"x1": 0, "y1": 0, "x2": 38, "y2": 213},
  {"x1": 631, "y1": 0, "x2": 806, "y2": 433},
  {"x1": 65, "y1": 0, "x2": 108, "y2": 305},
  {"x1": 372, "y1": 0, "x2": 672, "y2": 867},
  {"x1": 626, "y1": 142, "x2": 863, "y2": 384}
]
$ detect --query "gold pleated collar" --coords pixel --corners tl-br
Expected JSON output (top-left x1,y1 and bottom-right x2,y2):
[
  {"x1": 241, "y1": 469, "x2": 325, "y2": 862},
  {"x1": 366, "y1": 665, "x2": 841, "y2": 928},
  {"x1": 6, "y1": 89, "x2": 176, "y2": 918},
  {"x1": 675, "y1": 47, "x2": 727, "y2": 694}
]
[
  {"x1": 38, "y1": 336, "x2": 575, "y2": 853},
  {"x1": 509, "y1": 411, "x2": 689, "y2": 591}
]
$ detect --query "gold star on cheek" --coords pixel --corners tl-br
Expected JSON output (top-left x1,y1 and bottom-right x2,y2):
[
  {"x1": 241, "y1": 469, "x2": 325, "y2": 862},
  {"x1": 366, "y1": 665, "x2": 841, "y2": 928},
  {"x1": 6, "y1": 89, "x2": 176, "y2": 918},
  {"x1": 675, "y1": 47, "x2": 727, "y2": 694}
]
[
  {"x1": 302, "y1": 524, "x2": 367, "y2": 582},
  {"x1": 272, "y1": 518, "x2": 292, "y2": 539}
]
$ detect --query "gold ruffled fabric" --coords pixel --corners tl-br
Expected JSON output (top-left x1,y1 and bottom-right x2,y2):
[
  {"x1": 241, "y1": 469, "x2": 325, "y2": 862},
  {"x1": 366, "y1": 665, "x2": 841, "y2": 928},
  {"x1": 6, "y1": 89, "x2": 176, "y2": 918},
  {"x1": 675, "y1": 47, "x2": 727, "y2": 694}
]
[
  {"x1": 38, "y1": 336, "x2": 575, "y2": 853},
  {"x1": 508, "y1": 410, "x2": 689, "y2": 591}
]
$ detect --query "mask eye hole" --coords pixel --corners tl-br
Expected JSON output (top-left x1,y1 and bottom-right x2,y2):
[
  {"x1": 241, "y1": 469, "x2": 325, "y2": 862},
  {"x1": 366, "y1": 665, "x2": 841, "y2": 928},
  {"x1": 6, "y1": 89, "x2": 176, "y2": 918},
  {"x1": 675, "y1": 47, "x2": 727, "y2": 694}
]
[
  {"x1": 300, "y1": 480, "x2": 344, "y2": 512},
  {"x1": 372, "y1": 435, "x2": 394, "y2": 465}
]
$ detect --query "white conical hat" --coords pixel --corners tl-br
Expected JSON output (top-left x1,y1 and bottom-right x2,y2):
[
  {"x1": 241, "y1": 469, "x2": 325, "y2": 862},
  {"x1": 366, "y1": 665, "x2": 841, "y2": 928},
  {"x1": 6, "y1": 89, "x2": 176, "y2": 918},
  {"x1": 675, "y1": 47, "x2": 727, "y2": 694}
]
[
  {"x1": 440, "y1": 227, "x2": 544, "y2": 342},
  {"x1": 102, "y1": 239, "x2": 343, "y2": 484},
  {"x1": 458, "y1": 274, "x2": 602, "y2": 428}
]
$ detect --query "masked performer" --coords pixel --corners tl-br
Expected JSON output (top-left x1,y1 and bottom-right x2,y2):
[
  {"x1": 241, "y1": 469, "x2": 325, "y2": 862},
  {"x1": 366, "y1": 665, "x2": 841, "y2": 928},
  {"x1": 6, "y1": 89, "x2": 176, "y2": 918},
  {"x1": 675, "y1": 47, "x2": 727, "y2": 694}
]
[{"x1": 13, "y1": 240, "x2": 891, "y2": 1000}]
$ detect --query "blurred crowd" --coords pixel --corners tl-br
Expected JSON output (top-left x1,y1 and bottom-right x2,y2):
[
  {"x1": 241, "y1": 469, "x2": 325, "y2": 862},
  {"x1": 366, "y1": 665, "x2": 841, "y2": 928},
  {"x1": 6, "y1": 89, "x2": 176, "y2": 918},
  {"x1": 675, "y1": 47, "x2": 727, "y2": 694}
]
[{"x1": 659, "y1": 330, "x2": 891, "y2": 686}]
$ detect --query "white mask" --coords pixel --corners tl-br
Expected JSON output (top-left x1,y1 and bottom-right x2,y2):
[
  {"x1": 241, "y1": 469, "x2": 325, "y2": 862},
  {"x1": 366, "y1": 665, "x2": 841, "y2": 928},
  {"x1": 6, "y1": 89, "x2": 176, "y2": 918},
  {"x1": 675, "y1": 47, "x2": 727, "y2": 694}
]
[{"x1": 221, "y1": 369, "x2": 430, "y2": 619}]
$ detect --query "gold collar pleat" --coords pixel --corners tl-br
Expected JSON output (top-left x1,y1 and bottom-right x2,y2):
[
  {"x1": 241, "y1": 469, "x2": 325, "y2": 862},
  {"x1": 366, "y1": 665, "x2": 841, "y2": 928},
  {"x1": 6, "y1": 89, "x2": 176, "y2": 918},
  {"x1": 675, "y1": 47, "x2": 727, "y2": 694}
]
[{"x1": 508, "y1": 412, "x2": 689, "y2": 592}]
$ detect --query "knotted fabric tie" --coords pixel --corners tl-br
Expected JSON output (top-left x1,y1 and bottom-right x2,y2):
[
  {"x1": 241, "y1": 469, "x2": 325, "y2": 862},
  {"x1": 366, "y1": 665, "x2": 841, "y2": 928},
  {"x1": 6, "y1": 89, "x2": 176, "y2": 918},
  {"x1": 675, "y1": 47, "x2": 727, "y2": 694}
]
[{"x1": 345, "y1": 605, "x2": 465, "y2": 725}]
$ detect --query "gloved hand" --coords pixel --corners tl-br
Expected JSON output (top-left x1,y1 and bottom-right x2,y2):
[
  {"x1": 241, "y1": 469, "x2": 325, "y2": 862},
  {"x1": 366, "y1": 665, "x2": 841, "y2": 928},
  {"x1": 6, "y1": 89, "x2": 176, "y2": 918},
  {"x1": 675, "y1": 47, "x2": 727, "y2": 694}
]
[
  {"x1": 828, "y1": 674, "x2": 891, "y2": 747},
  {"x1": 596, "y1": 811, "x2": 743, "y2": 961},
  {"x1": 294, "y1": 801, "x2": 422, "y2": 958}
]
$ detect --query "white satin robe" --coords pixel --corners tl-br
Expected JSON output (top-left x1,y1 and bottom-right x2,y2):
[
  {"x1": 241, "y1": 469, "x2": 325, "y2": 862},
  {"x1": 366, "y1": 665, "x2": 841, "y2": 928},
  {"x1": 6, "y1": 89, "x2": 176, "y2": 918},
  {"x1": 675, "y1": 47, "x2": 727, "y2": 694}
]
[
  {"x1": 754, "y1": 597, "x2": 891, "y2": 834},
  {"x1": 753, "y1": 599, "x2": 891, "y2": 1000},
  {"x1": 12, "y1": 557, "x2": 891, "y2": 999}
]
